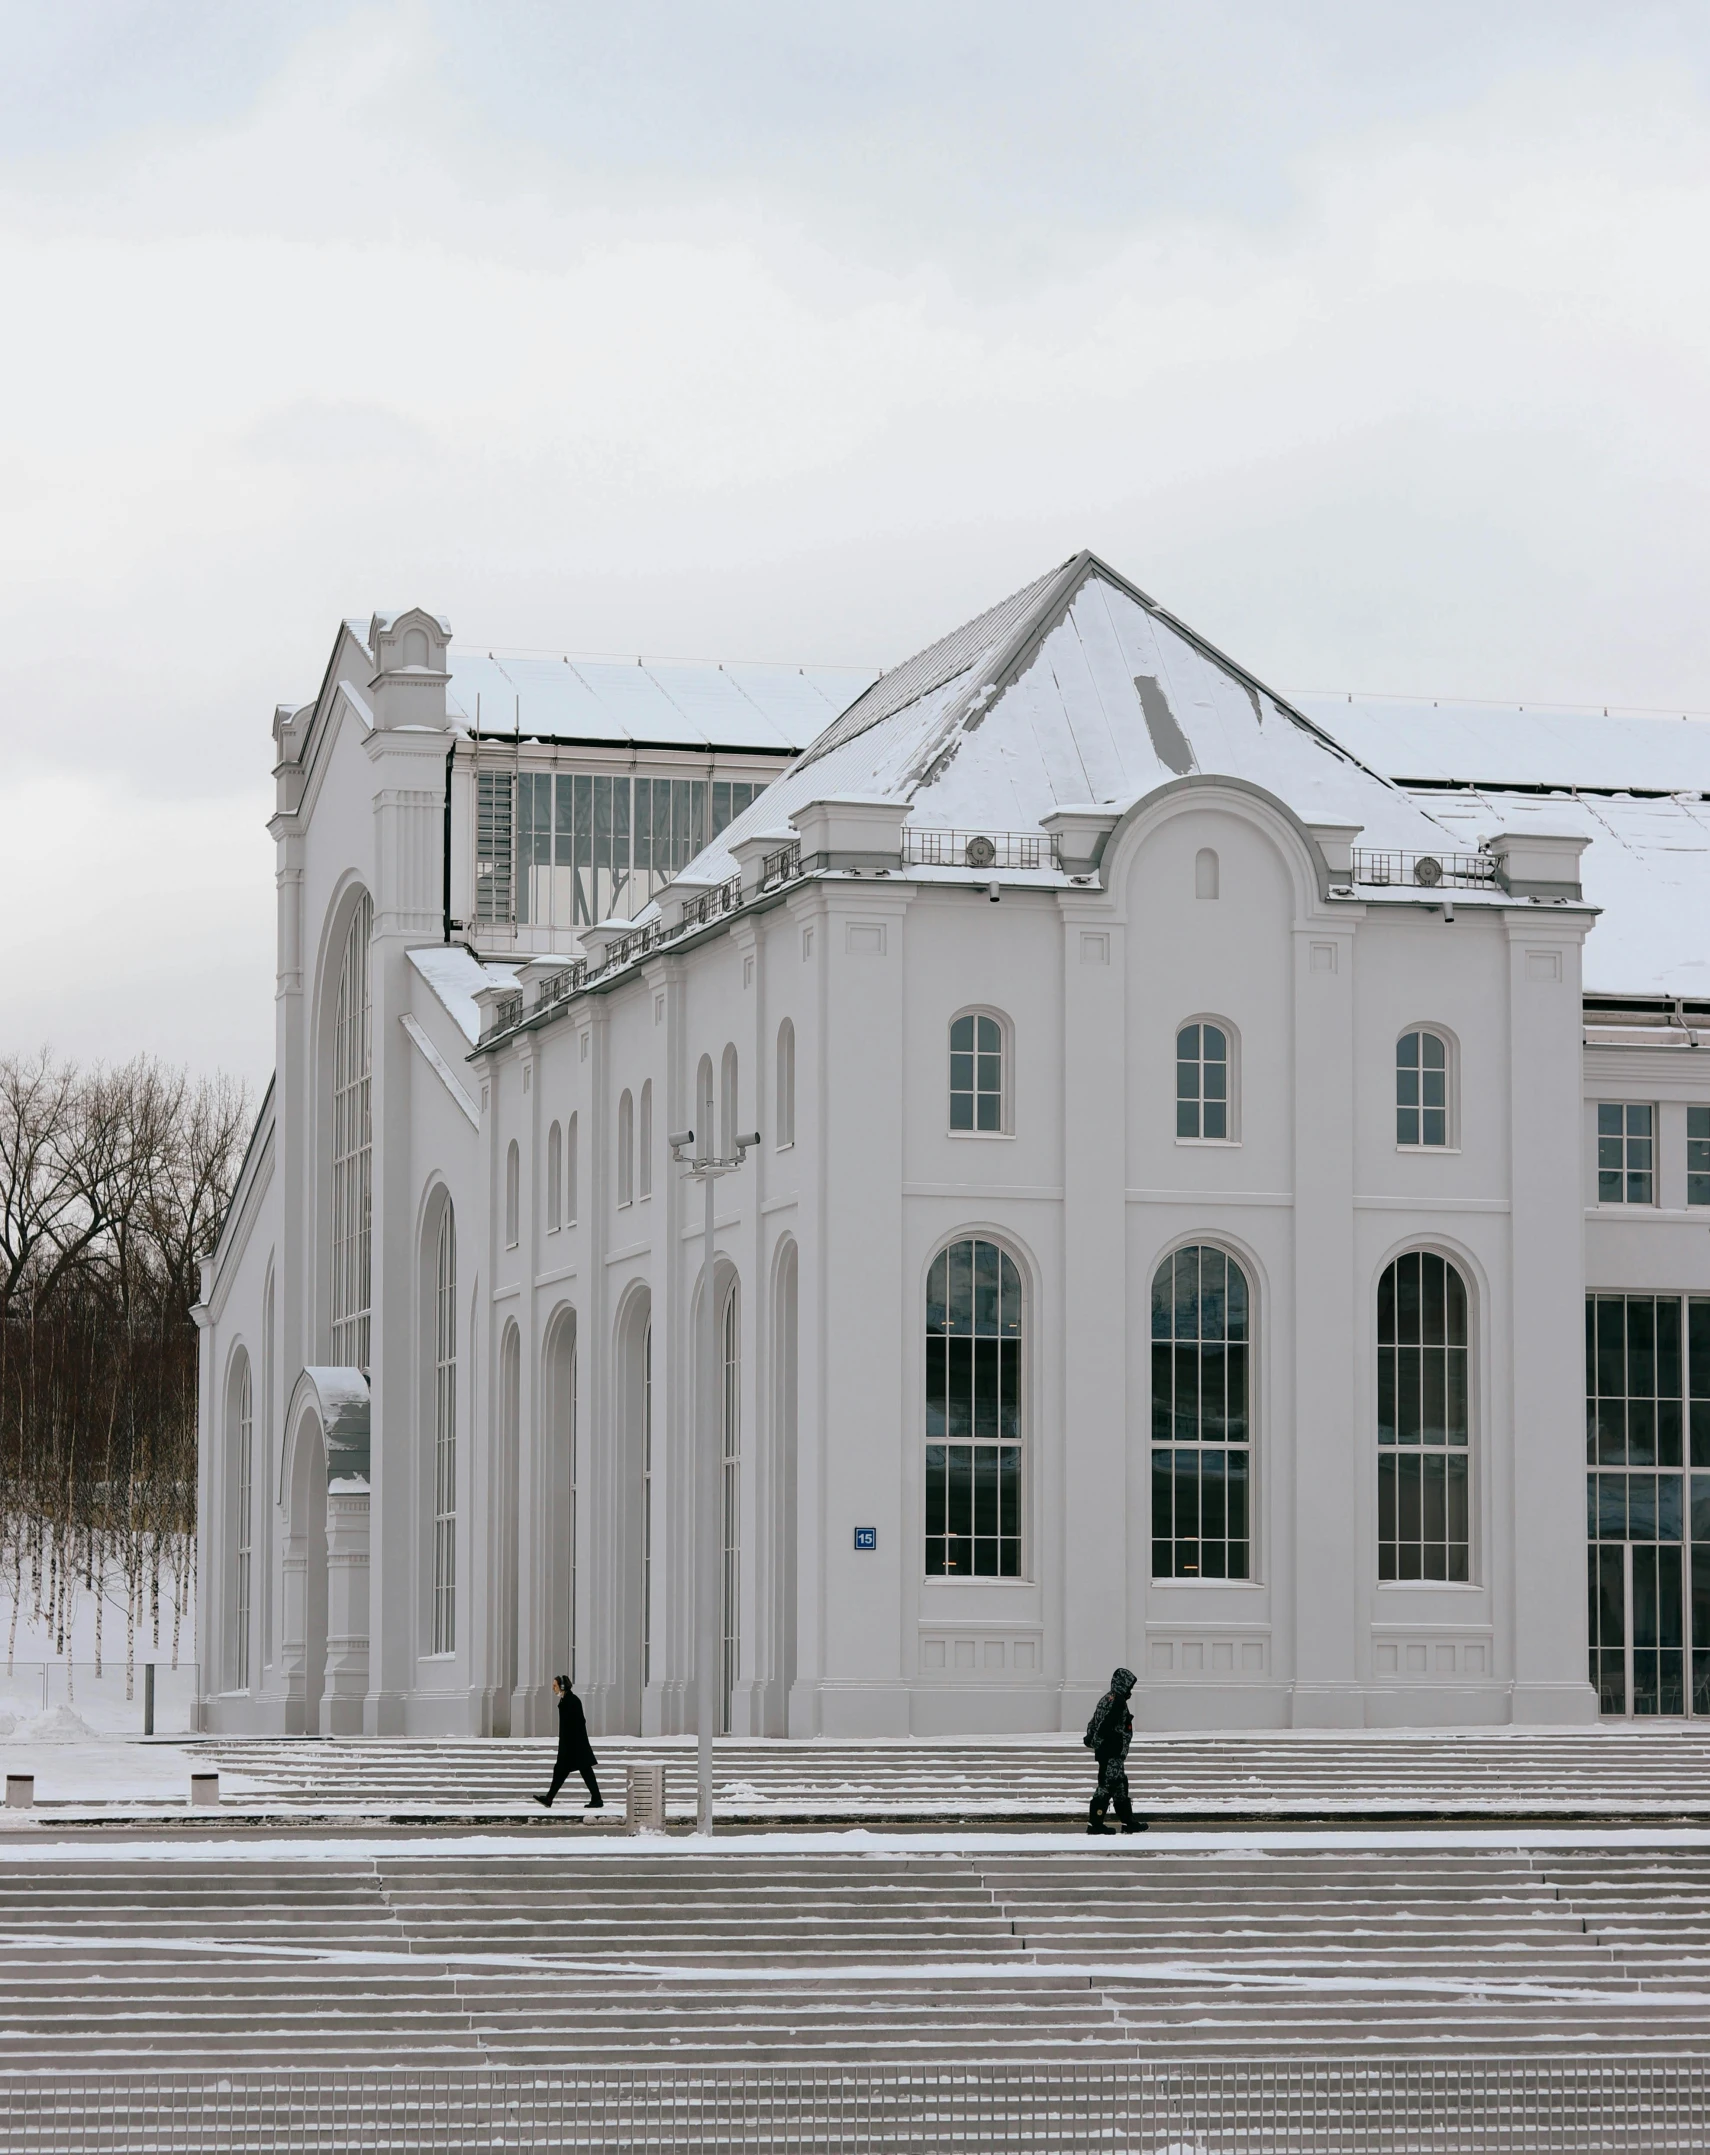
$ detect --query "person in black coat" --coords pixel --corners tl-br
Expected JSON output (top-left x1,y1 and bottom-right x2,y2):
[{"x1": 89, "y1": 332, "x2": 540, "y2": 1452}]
[
  {"x1": 1084, "y1": 1666, "x2": 1145, "y2": 1834},
  {"x1": 535, "y1": 1674, "x2": 604, "y2": 1811}
]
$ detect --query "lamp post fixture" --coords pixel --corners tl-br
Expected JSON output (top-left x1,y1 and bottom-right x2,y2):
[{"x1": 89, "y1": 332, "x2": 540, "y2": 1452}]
[{"x1": 668, "y1": 1120, "x2": 760, "y2": 1834}]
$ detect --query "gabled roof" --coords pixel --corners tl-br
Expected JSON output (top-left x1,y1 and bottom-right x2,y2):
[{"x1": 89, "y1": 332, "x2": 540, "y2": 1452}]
[{"x1": 688, "y1": 549, "x2": 1459, "y2": 882}]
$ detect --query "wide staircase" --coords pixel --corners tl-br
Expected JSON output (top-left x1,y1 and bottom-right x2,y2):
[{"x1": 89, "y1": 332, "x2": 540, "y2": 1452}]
[
  {"x1": 4, "y1": 1840, "x2": 1710, "y2": 2068},
  {"x1": 29, "y1": 1724, "x2": 1710, "y2": 1824}
]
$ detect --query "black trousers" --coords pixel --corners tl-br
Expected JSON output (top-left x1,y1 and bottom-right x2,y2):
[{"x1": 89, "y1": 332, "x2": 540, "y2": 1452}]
[{"x1": 546, "y1": 1760, "x2": 602, "y2": 1806}]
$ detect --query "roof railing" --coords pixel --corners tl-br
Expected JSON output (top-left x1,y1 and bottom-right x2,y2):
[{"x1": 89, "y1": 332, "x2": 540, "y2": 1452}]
[
  {"x1": 901, "y1": 827, "x2": 1060, "y2": 871},
  {"x1": 1350, "y1": 849, "x2": 1501, "y2": 892}
]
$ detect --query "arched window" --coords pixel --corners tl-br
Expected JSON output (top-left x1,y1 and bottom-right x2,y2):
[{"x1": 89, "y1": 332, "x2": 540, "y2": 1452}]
[
  {"x1": 641, "y1": 1319, "x2": 653, "y2": 1689},
  {"x1": 618, "y1": 1090, "x2": 634, "y2": 1206},
  {"x1": 504, "y1": 1140, "x2": 520, "y2": 1248},
  {"x1": 776, "y1": 1019, "x2": 796, "y2": 1148},
  {"x1": 925, "y1": 1238, "x2": 1022, "y2": 1576},
  {"x1": 639, "y1": 1081, "x2": 653, "y2": 1199},
  {"x1": 432, "y1": 1204, "x2": 457, "y2": 1653},
  {"x1": 1378, "y1": 1251, "x2": 1469, "y2": 1581},
  {"x1": 1177, "y1": 1023, "x2": 1232, "y2": 1141},
  {"x1": 546, "y1": 1122, "x2": 562, "y2": 1232},
  {"x1": 1397, "y1": 1030, "x2": 1450, "y2": 1148},
  {"x1": 949, "y1": 1012, "x2": 1005, "y2": 1133},
  {"x1": 721, "y1": 1045, "x2": 739, "y2": 1157},
  {"x1": 231, "y1": 1355, "x2": 253, "y2": 1690},
  {"x1": 402, "y1": 625, "x2": 430, "y2": 668},
  {"x1": 330, "y1": 893, "x2": 373, "y2": 1369},
  {"x1": 1151, "y1": 1246, "x2": 1250, "y2": 1579},
  {"x1": 722, "y1": 1279, "x2": 741, "y2": 1731},
  {"x1": 1195, "y1": 847, "x2": 1219, "y2": 900},
  {"x1": 566, "y1": 1113, "x2": 579, "y2": 1226}
]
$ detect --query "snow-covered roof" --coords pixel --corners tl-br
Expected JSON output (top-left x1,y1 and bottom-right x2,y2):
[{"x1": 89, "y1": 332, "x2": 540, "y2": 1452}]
[
  {"x1": 444, "y1": 650, "x2": 876, "y2": 756},
  {"x1": 687, "y1": 551, "x2": 1461, "y2": 885},
  {"x1": 1296, "y1": 696, "x2": 1710, "y2": 795},
  {"x1": 409, "y1": 944, "x2": 523, "y2": 1045}
]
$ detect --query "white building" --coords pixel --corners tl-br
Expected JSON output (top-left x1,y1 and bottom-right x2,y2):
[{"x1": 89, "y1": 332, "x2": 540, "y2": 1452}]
[{"x1": 195, "y1": 552, "x2": 1710, "y2": 1739}]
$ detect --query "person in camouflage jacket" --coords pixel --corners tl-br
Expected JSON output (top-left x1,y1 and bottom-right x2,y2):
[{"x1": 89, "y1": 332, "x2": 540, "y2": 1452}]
[{"x1": 1083, "y1": 1666, "x2": 1145, "y2": 1834}]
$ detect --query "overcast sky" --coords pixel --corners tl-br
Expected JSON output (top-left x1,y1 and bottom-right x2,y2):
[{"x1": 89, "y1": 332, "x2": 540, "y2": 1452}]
[{"x1": 2, "y1": 1, "x2": 1708, "y2": 1084}]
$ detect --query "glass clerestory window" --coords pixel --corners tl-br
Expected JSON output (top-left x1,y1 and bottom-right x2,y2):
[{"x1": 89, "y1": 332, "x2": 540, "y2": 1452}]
[
  {"x1": 476, "y1": 769, "x2": 765, "y2": 929},
  {"x1": 925, "y1": 1239, "x2": 1021, "y2": 1576},
  {"x1": 1378, "y1": 1251, "x2": 1470, "y2": 1581},
  {"x1": 1177, "y1": 1024, "x2": 1229, "y2": 1140},
  {"x1": 949, "y1": 1014, "x2": 1003, "y2": 1132},
  {"x1": 1598, "y1": 1103, "x2": 1654, "y2": 1204},
  {"x1": 1151, "y1": 1246, "x2": 1250, "y2": 1580},
  {"x1": 1396, "y1": 1031, "x2": 1448, "y2": 1147}
]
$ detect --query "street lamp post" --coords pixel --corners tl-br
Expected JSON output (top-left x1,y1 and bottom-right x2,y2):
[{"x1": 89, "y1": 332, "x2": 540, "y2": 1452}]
[{"x1": 669, "y1": 1119, "x2": 759, "y2": 1834}]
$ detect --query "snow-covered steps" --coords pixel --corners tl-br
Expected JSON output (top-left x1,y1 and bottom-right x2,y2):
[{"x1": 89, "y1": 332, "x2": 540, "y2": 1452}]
[
  {"x1": 6, "y1": 1834, "x2": 1710, "y2": 2068},
  {"x1": 75, "y1": 1724, "x2": 1710, "y2": 1827}
]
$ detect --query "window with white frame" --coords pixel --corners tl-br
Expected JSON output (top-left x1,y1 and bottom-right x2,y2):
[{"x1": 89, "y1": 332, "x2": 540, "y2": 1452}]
[
  {"x1": 1176, "y1": 1023, "x2": 1232, "y2": 1140},
  {"x1": 232, "y1": 1356, "x2": 252, "y2": 1690},
  {"x1": 330, "y1": 895, "x2": 373, "y2": 1370},
  {"x1": 566, "y1": 1113, "x2": 579, "y2": 1225},
  {"x1": 1396, "y1": 1030, "x2": 1450, "y2": 1148},
  {"x1": 432, "y1": 1204, "x2": 457, "y2": 1655},
  {"x1": 925, "y1": 1238, "x2": 1022, "y2": 1576},
  {"x1": 1151, "y1": 1246, "x2": 1250, "y2": 1579},
  {"x1": 504, "y1": 1140, "x2": 520, "y2": 1246},
  {"x1": 722, "y1": 1280, "x2": 741, "y2": 1733},
  {"x1": 618, "y1": 1090, "x2": 634, "y2": 1207},
  {"x1": 639, "y1": 1081, "x2": 653, "y2": 1198},
  {"x1": 1688, "y1": 1106, "x2": 1709, "y2": 1208},
  {"x1": 1378, "y1": 1250, "x2": 1470, "y2": 1582},
  {"x1": 546, "y1": 1122, "x2": 562, "y2": 1231},
  {"x1": 1599, "y1": 1103, "x2": 1655, "y2": 1204},
  {"x1": 776, "y1": 1019, "x2": 795, "y2": 1148},
  {"x1": 949, "y1": 1012, "x2": 1005, "y2": 1133}
]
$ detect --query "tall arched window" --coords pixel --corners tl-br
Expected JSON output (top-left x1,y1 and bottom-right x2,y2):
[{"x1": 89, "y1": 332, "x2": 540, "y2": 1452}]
[
  {"x1": 720, "y1": 1045, "x2": 739, "y2": 1157},
  {"x1": 1397, "y1": 1030, "x2": 1451, "y2": 1148},
  {"x1": 1176, "y1": 1023, "x2": 1232, "y2": 1141},
  {"x1": 232, "y1": 1355, "x2": 253, "y2": 1690},
  {"x1": 949, "y1": 1012, "x2": 1005, "y2": 1133},
  {"x1": 618, "y1": 1090, "x2": 634, "y2": 1206},
  {"x1": 1378, "y1": 1251, "x2": 1469, "y2": 1581},
  {"x1": 722, "y1": 1279, "x2": 741, "y2": 1732},
  {"x1": 641, "y1": 1319, "x2": 653, "y2": 1689},
  {"x1": 567, "y1": 1333, "x2": 579, "y2": 1684},
  {"x1": 776, "y1": 1019, "x2": 795, "y2": 1148},
  {"x1": 546, "y1": 1122, "x2": 562, "y2": 1231},
  {"x1": 925, "y1": 1238, "x2": 1022, "y2": 1576},
  {"x1": 432, "y1": 1204, "x2": 458, "y2": 1654},
  {"x1": 1151, "y1": 1246, "x2": 1250, "y2": 1579},
  {"x1": 504, "y1": 1140, "x2": 520, "y2": 1248},
  {"x1": 638, "y1": 1081, "x2": 653, "y2": 1199},
  {"x1": 566, "y1": 1113, "x2": 579, "y2": 1226},
  {"x1": 330, "y1": 894, "x2": 373, "y2": 1369}
]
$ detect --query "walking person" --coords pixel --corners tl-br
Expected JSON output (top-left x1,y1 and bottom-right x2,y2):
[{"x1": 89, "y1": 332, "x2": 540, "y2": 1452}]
[
  {"x1": 535, "y1": 1674, "x2": 604, "y2": 1812},
  {"x1": 1084, "y1": 1666, "x2": 1146, "y2": 1834}
]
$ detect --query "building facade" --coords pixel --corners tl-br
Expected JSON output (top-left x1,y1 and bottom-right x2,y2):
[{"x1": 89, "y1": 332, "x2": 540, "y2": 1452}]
[{"x1": 195, "y1": 554, "x2": 1710, "y2": 1737}]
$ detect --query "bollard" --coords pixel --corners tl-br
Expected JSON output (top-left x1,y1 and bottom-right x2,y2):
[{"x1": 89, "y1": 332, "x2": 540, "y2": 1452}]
[
  {"x1": 143, "y1": 1663, "x2": 155, "y2": 1738},
  {"x1": 624, "y1": 1760, "x2": 666, "y2": 1834},
  {"x1": 5, "y1": 1774, "x2": 32, "y2": 1809},
  {"x1": 189, "y1": 1771, "x2": 220, "y2": 1808}
]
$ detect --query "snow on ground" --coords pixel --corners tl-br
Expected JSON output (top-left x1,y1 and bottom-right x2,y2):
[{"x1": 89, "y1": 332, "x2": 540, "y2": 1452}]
[{"x1": 0, "y1": 1737, "x2": 267, "y2": 1803}]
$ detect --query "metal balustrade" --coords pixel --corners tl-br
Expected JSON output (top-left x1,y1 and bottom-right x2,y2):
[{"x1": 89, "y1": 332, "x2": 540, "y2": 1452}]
[
  {"x1": 902, "y1": 826, "x2": 1059, "y2": 871},
  {"x1": 1350, "y1": 849, "x2": 1502, "y2": 891},
  {"x1": 4, "y1": 2060, "x2": 1709, "y2": 2151}
]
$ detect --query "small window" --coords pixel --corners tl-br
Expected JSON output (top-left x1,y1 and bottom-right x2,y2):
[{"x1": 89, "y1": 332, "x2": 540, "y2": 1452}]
[
  {"x1": 639, "y1": 1081, "x2": 653, "y2": 1199},
  {"x1": 566, "y1": 1112, "x2": 579, "y2": 1226},
  {"x1": 1397, "y1": 1031, "x2": 1450, "y2": 1148},
  {"x1": 776, "y1": 1020, "x2": 796, "y2": 1148},
  {"x1": 1195, "y1": 847, "x2": 1219, "y2": 900},
  {"x1": 1599, "y1": 1103, "x2": 1654, "y2": 1205},
  {"x1": 1176, "y1": 1023, "x2": 1231, "y2": 1141},
  {"x1": 618, "y1": 1090, "x2": 634, "y2": 1207},
  {"x1": 1688, "y1": 1105, "x2": 1710, "y2": 1207},
  {"x1": 504, "y1": 1140, "x2": 520, "y2": 1249},
  {"x1": 950, "y1": 1012, "x2": 1004, "y2": 1133},
  {"x1": 546, "y1": 1122, "x2": 562, "y2": 1232}
]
